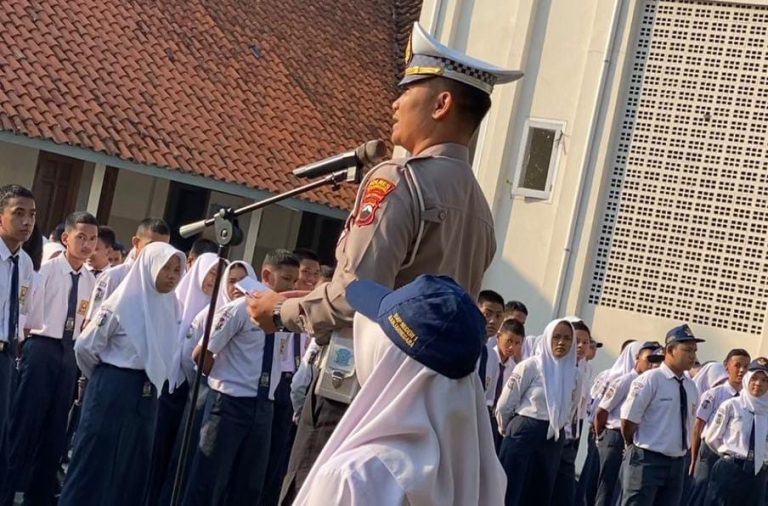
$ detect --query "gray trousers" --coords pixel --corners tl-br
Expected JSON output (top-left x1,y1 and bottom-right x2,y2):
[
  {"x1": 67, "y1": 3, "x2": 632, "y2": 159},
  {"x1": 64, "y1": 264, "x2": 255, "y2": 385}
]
[
  {"x1": 687, "y1": 443, "x2": 718, "y2": 506},
  {"x1": 596, "y1": 428, "x2": 624, "y2": 506},
  {"x1": 704, "y1": 457, "x2": 767, "y2": 505},
  {"x1": 621, "y1": 446, "x2": 685, "y2": 506}
]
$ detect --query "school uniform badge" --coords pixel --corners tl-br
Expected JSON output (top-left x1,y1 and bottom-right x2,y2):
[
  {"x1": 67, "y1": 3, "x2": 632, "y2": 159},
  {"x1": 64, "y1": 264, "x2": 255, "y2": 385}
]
[
  {"x1": 77, "y1": 300, "x2": 90, "y2": 316},
  {"x1": 97, "y1": 310, "x2": 110, "y2": 328},
  {"x1": 19, "y1": 286, "x2": 28, "y2": 306},
  {"x1": 356, "y1": 178, "x2": 396, "y2": 226}
]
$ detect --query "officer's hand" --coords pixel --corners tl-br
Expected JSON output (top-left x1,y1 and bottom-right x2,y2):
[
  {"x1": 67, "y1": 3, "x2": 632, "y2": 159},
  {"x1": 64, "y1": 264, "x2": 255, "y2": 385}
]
[{"x1": 247, "y1": 291, "x2": 286, "y2": 333}]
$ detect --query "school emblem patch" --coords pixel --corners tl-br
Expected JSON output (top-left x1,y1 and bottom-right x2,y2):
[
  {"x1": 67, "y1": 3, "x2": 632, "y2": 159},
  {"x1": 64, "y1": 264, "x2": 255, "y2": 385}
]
[
  {"x1": 96, "y1": 310, "x2": 110, "y2": 328},
  {"x1": 355, "y1": 178, "x2": 396, "y2": 227},
  {"x1": 94, "y1": 285, "x2": 105, "y2": 301},
  {"x1": 214, "y1": 309, "x2": 232, "y2": 332},
  {"x1": 19, "y1": 286, "x2": 28, "y2": 306},
  {"x1": 77, "y1": 300, "x2": 89, "y2": 316}
]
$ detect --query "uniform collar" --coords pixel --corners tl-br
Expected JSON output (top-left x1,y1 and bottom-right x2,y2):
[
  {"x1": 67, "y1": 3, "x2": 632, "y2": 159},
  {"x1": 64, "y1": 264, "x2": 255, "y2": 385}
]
[
  {"x1": 0, "y1": 237, "x2": 18, "y2": 261},
  {"x1": 55, "y1": 253, "x2": 85, "y2": 276},
  {"x1": 408, "y1": 143, "x2": 470, "y2": 163},
  {"x1": 492, "y1": 345, "x2": 512, "y2": 366},
  {"x1": 725, "y1": 382, "x2": 738, "y2": 396},
  {"x1": 659, "y1": 362, "x2": 686, "y2": 380}
]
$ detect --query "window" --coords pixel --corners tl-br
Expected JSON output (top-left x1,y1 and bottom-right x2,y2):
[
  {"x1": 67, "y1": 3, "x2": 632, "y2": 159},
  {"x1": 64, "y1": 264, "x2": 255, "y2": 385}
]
[{"x1": 513, "y1": 118, "x2": 565, "y2": 199}]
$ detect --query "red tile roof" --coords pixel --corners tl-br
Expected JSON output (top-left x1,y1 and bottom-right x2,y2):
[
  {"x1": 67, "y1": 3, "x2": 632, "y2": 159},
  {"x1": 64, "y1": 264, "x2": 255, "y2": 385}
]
[{"x1": 0, "y1": 0, "x2": 422, "y2": 211}]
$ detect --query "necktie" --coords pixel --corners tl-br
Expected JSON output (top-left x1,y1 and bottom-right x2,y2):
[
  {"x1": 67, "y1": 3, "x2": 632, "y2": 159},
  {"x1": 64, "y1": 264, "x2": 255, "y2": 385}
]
[
  {"x1": 493, "y1": 362, "x2": 506, "y2": 407},
  {"x1": 745, "y1": 415, "x2": 756, "y2": 473},
  {"x1": 8, "y1": 255, "x2": 18, "y2": 343},
  {"x1": 674, "y1": 377, "x2": 688, "y2": 451},
  {"x1": 63, "y1": 272, "x2": 80, "y2": 342},
  {"x1": 478, "y1": 346, "x2": 488, "y2": 390}
]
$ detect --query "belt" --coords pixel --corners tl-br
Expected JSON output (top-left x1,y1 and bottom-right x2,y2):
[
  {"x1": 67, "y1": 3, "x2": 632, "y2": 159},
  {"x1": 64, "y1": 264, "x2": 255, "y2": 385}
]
[{"x1": 721, "y1": 454, "x2": 764, "y2": 471}]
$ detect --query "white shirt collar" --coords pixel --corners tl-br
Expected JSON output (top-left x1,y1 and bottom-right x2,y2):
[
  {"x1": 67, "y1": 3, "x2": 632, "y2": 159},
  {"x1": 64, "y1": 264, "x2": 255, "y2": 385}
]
[
  {"x1": 0, "y1": 237, "x2": 18, "y2": 261},
  {"x1": 659, "y1": 362, "x2": 685, "y2": 380},
  {"x1": 492, "y1": 345, "x2": 512, "y2": 366},
  {"x1": 55, "y1": 253, "x2": 84, "y2": 276}
]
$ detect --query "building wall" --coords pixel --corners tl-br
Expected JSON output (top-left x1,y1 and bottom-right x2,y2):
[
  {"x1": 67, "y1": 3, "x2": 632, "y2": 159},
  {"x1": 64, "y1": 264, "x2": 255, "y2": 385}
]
[
  {"x1": 107, "y1": 170, "x2": 170, "y2": 247},
  {"x1": 0, "y1": 141, "x2": 38, "y2": 188},
  {"x1": 420, "y1": 0, "x2": 768, "y2": 367}
]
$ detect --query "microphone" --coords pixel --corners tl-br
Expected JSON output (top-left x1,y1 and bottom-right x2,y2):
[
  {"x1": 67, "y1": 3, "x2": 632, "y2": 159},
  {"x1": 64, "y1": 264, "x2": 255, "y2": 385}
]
[{"x1": 292, "y1": 140, "x2": 387, "y2": 179}]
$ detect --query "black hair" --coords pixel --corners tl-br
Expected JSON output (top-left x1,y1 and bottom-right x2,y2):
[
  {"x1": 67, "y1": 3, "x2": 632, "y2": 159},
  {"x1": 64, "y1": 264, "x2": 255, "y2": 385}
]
[
  {"x1": 621, "y1": 339, "x2": 636, "y2": 351},
  {"x1": 724, "y1": 348, "x2": 751, "y2": 364},
  {"x1": 189, "y1": 237, "x2": 218, "y2": 257},
  {"x1": 262, "y1": 249, "x2": 300, "y2": 270},
  {"x1": 113, "y1": 241, "x2": 128, "y2": 256},
  {"x1": 572, "y1": 320, "x2": 591, "y2": 336},
  {"x1": 51, "y1": 223, "x2": 65, "y2": 243},
  {"x1": 478, "y1": 290, "x2": 504, "y2": 307},
  {"x1": 504, "y1": 300, "x2": 528, "y2": 316},
  {"x1": 97, "y1": 226, "x2": 117, "y2": 249},
  {"x1": 435, "y1": 78, "x2": 492, "y2": 133},
  {"x1": 64, "y1": 211, "x2": 98, "y2": 231},
  {"x1": 320, "y1": 264, "x2": 335, "y2": 279},
  {"x1": 293, "y1": 248, "x2": 320, "y2": 263},
  {"x1": 136, "y1": 218, "x2": 170, "y2": 237},
  {"x1": 0, "y1": 184, "x2": 34, "y2": 212},
  {"x1": 22, "y1": 223, "x2": 43, "y2": 271},
  {"x1": 499, "y1": 319, "x2": 525, "y2": 337}
]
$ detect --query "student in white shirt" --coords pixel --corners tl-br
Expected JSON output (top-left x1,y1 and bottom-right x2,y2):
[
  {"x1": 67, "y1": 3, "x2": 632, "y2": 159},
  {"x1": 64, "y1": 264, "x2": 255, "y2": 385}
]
[
  {"x1": 59, "y1": 242, "x2": 184, "y2": 506},
  {"x1": 295, "y1": 275, "x2": 506, "y2": 506},
  {"x1": 477, "y1": 290, "x2": 504, "y2": 391},
  {"x1": 593, "y1": 341, "x2": 663, "y2": 506},
  {"x1": 183, "y1": 250, "x2": 299, "y2": 505},
  {"x1": 85, "y1": 226, "x2": 116, "y2": 278},
  {"x1": 693, "y1": 360, "x2": 728, "y2": 396},
  {"x1": 496, "y1": 318, "x2": 580, "y2": 506},
  {"x1": 619, "y1": 324, "x2": 703, "y2": 506},
  {"x1": 487, "y1": 318, "x2": 525, "y2": 451},
  {"x1": 687, "y1": 348, "x2": 751, "y2": 505},
  {"x1": 702, "y1": 360, "x2": 768, "y2": 506},
  {"x1": 0, "y1": 185, "x2": 35, "y2": 442},
  {"x1": 145, "y1": 251, "x2": 218, "y2": 505},
  {"x1": 0, "y1": 211, "x2": 98, "y2": 506}
]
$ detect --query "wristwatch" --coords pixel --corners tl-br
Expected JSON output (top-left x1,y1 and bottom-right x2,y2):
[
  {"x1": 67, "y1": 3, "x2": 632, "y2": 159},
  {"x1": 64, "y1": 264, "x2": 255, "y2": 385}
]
[{"x1": 272, "y1": 301, "x2": 285, "y2": 332}]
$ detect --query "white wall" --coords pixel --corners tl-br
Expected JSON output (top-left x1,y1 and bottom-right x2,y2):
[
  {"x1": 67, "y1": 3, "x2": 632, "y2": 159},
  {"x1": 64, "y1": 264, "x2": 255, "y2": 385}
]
[{"x1": 108, "y1": 170, "x2": 170, "y2": 245}]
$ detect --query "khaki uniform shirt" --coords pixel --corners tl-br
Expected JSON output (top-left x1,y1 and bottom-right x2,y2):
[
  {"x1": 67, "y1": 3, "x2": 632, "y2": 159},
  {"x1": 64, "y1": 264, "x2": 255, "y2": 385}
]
[{"x1": 281, "y1": 142, "x2": 496, "y2": 341}]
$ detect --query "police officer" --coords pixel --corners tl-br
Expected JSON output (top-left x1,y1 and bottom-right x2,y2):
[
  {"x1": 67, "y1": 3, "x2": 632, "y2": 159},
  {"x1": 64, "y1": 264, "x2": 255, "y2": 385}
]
[
  {"x1": 620, "y1": 324, "x2": 704, "y2": 506},
  {"x1": 247, "y1": 21, "x2": 523, "y2": 504}
]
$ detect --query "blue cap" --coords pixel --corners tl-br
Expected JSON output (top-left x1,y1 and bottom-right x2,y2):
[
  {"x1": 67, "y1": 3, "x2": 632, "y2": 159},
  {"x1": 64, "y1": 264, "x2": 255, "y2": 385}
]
[
  {"x1": 665, "y1": 324, "x2": 705, "y2": 345},
  {"x1": 749, "y1": 358, "x2": 768, "y2": 374},
  {"x1": 647, "y1": 346, "x2": 665, "y2": 364},
  {"x1": 346, "y1": 275, "x2": 486, "y2": 379}
]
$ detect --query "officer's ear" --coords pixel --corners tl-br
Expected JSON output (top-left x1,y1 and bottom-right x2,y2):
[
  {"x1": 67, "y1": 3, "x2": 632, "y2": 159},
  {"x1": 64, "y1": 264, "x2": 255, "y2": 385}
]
[{"x1": 431, "y1": 90, "x2": 453, "y2": 121}]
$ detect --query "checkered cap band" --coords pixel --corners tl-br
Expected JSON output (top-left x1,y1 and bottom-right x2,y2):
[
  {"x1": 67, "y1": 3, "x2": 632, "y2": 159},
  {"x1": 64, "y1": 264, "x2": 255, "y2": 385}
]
[{"x1": 408, "y1": 54, "x2": 497, "y2": 87}]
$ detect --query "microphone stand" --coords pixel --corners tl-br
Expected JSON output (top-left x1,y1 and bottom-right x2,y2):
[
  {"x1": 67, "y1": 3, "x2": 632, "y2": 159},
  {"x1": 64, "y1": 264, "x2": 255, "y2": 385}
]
[{"x1": 169, "y1": 165, "x2": 362, "y2": 506}]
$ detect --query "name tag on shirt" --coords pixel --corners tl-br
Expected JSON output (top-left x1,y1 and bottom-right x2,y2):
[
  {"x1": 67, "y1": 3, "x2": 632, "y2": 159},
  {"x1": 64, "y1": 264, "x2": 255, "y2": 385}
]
[
  {"x1": 19, "y1": 286, "x2": 28, "y2": 306},
  {"x1": 77, "y1": 300, "x2": 89, "y2": 316}
]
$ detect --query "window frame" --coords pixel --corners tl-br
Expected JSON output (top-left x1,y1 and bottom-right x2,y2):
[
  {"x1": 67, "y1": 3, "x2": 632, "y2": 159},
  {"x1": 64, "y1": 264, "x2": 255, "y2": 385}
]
[{"x1": 511, "y1": 118, "x2": 567, "y2": 200}]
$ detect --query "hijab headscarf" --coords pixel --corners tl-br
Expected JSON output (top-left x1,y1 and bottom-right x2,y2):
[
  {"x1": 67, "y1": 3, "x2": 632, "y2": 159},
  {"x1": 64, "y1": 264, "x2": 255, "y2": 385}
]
[
  {"x1": 216, "y1": 260, "x2": 257, "y2": 307},
  {"x1": 294, "y1": 313, "x2": 506, "y2": 505},
  {"x1": 694, "y1": 361, "x2": 728, "y2": 394},
  {"x1": 173, "y1": 252, "x2": 220, "y2": 386},
  {"x1": 740, "y1": 370, "x2": 768, "y2": 475},
  {"x1": 41, "y1": 242, "x2": 65, "y2": 264},
  {"x1": 536, "y1": 319, "x2": 578, "y2": 440},
  {"x1": 100, "y1": 242, "x2": 185, "y2": 393},
  {"x1": 607, "y1": 341, "x2": 644, "y2": 379}
]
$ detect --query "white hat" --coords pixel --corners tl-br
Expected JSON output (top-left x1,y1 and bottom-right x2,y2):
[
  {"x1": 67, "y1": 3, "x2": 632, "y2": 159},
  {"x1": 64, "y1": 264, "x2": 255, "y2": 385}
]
[{"x1": 400, "y1": 22, "x2": 523, "y2": 94}]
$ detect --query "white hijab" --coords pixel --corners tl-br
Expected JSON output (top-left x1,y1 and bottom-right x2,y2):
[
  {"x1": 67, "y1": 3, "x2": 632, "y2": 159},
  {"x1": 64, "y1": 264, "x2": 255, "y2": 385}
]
[
  {"x1": 295, "y1": 313, "x2": 506, "y2": 506},
  {"x1": 607, "y1": 341, "x2": 644, "y2": 380},
  {"x1": 216, "y1": 260, "x2": 256, "y2": 307},
  {"x1": 694, "y1": 361, "x2": 728, "y2": 394},
  {"x1": 41, "y1": 241, "x2": 65, "y2": 264},
  {"x1": 740, "y1": 370, "x2": 768, "y2": 475},
  {"x1": 536, "y1": 319, "x2": 578, "y2": 441},
  {"x1": 175, "y1": 252, "x2": 220, "y2": 341},
  {"x1": 100, "y1": 242, "x2": 185, "y2": 394}
]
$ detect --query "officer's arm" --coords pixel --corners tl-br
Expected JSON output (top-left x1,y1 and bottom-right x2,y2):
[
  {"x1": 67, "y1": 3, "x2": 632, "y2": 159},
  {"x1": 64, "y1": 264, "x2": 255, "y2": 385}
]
[{"x1": 280, "y1": 164, "x2": 416, "y2": 342}]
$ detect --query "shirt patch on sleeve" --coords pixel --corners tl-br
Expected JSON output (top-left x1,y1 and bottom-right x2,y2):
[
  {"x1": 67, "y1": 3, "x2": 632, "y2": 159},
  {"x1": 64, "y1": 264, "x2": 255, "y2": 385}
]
[
  {"x1": 96, "y1": 310, "x2": 110, "y2": 328},
  {"x1": 355, "y1": 178, "x2": 397, "y2": 227}
]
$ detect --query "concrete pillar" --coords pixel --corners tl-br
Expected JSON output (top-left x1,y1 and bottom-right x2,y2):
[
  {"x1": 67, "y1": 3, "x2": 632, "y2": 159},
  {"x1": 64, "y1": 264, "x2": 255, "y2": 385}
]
[{"x1": 86, "y1": 162, "x2": 106, "y2": 216}]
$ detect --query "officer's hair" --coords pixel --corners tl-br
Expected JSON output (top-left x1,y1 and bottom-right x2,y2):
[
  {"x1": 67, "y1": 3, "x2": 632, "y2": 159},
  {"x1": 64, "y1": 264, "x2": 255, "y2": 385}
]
[
  {"x1": 621, "y1": 339, "x2": 636, "y2": 351},
  {"x1": 262, "y1": 249, "x2": 300, "y2": 270},
  {"x1": 572, "y1": 320, "x2": 591, "y2": 337},
  {"x1": 98, "y1": 226, "x2": 117, "y2": 249},
  {"x1": 504, "y1": 300, "x2": 528, "y2": 316},
  {"x1": 724, "y1": 348, "x2": 750, "y2": 364},
  {"x1": 478, "y1": 290, "x2": 504, "y2": 307},
  {"x1": 64, "y1": 211, "x2": 98, "y2": 231},
  {"x1": 293, "y1": 248, "x2": 320, "y2": 263},
  {"x1": 0, "y1": 184, "x2": 34, "y2": 212},
  {"x1": 434, "y1": 79, "x2": 492, "y2": 133},
  {"x1": 499, "y1": 319, "x2": 525, "y2": 338},
  {"x1": 136, "y1": 218, "x2": 170, "y2": 237},
  {"x1": 189, "y1": 237, "x2": 218, "y2": 257}
]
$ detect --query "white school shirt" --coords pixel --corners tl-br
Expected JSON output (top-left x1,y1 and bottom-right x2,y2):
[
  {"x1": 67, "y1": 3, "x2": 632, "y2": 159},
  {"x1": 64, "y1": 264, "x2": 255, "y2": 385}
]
[
  {"x1": 696, "y1": 383, "x2": 739, "y2": 430},
  {"x1": 620, "y1": 362, "x2": 699, "y2": 458},
  {"x1": 485, "y1": 344, "x2": 514, "y2": 408},
  {"x1": 74, "y1": 309, "x2": 143, "y2": 378},
  {"x1": 705, "y1": 397, "x2": 767, "y2": 467},
  {"x1": 205, "y1": 298, "x2": 281, "y2": 399},
  {"x1": 599, "y1": 369, "x2": 639, "y2": 430},
  {"x1": 0, "y1": 240, "x2": 34, "y2": 341},
  {"x1": 277, "y1": 332, "x2": 309, "y2": 373},
  {"x1": 496, "y1": 356, "x2": 581, "y2": 434},
  {"x1": 85, "y1": 263, "x2": 131, "y2": 321},
  {"x1": 586, "y1": 369, "x2": 613, "y2": 423},
  {"x1": 27, "y1": 255, "x2": 96, "y2": 340}
]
